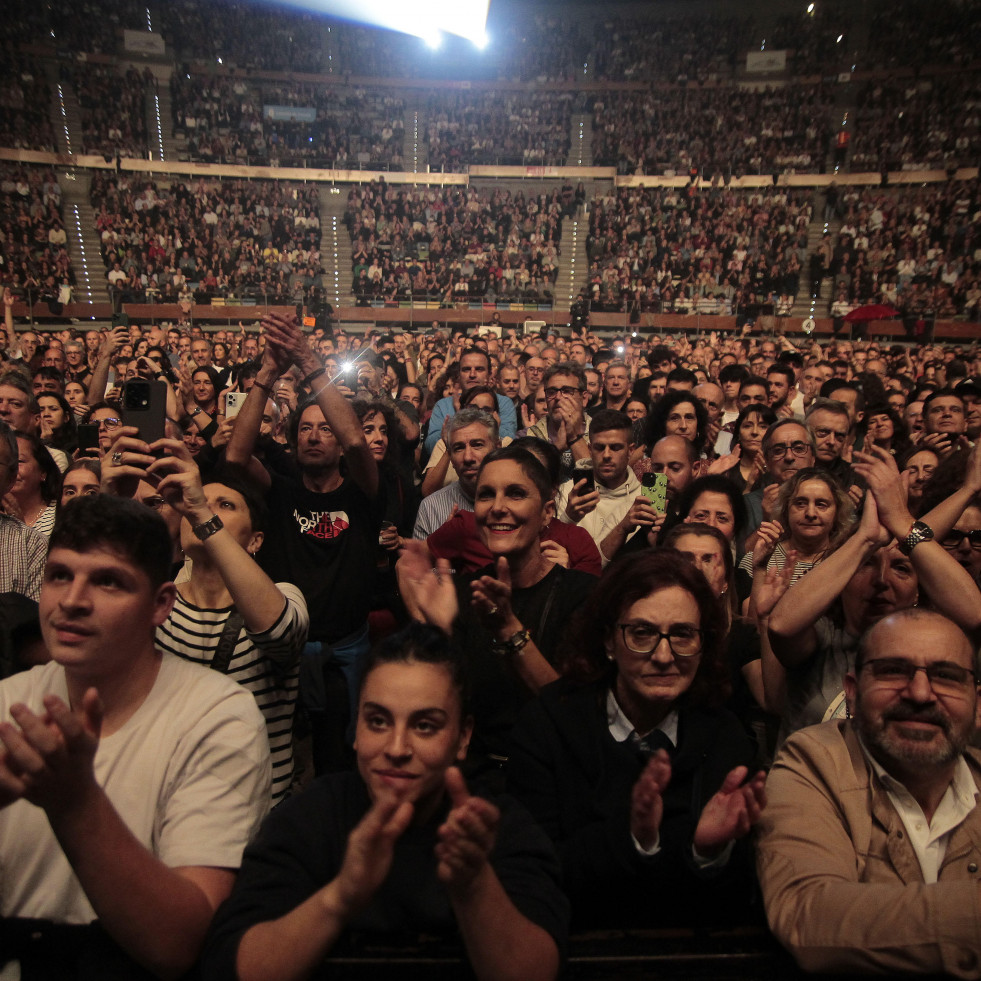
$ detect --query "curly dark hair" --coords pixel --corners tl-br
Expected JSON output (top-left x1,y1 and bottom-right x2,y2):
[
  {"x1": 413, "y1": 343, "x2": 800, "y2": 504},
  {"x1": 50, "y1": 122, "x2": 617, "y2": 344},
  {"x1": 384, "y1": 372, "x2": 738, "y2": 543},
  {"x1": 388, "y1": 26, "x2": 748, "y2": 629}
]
[
  {"x1": 560, "y1": 550, "x2": 730, "y2": 709},
  {"x1": 643, "y1": 389, "x2": 709, "y2": 454}
]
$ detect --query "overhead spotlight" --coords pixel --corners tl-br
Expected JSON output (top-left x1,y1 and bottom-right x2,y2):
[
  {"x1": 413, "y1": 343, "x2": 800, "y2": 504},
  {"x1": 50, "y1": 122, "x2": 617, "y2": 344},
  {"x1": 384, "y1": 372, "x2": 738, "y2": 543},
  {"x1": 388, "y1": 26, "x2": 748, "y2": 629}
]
[
  {"x1": 473, "y1": 32, "x2": 489, "y2": 50},
  {"x1": 424, "y1": 32, "x2": 443, "y2": 50}
]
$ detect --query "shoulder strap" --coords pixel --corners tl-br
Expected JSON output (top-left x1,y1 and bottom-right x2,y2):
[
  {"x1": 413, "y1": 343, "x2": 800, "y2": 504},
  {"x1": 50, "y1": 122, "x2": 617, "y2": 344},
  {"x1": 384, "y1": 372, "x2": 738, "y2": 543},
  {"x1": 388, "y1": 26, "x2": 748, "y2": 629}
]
[{"x1": 210, "y1": 611, "x2": 245, "y2": 674}]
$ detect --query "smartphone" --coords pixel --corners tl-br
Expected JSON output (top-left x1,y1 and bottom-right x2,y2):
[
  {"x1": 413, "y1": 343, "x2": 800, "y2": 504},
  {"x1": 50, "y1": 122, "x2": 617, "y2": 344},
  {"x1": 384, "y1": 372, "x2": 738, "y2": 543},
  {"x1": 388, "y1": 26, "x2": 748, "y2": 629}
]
[
  {"x1": 640, "y1": 472, "x2": 669, "y2": 514},
  {"x1": 77, "y1": 423, "x2": 100, "y2": 454},
  {"x1": 121, "y1": 379, "x2": 167, "y2": 443},
  {"x1": 225, "y1": 391, "x2": 246, "y2": 419},
  {"x1": 574, "y1": 459, "x2": 595, "y2": 493}
]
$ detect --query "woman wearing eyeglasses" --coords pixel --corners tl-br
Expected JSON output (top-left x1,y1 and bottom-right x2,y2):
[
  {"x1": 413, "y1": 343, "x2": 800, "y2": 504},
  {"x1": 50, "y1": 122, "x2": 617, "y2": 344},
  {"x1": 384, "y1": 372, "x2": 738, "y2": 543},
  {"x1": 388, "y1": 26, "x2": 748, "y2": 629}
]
[{"x1": 506, "y1": 550, "x2": 766, "y2": 929}]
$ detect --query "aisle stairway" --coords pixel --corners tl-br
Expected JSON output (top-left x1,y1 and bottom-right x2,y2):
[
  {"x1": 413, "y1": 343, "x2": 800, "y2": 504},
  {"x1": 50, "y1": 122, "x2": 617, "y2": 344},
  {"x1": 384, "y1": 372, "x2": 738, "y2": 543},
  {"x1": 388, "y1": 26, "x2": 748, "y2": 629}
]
[
  {"x1": 61, "y1": 173, "x2": 109, "y2": 304},
  {"x1": 319, "y1": 190, "x2": 353, "y2": 307},
  {"x1": 792, "y1": 199, "x2": 840, "y2": 320},
  {"x1": 555, "y1": 213, "x2": 588, "y2": 311},
  {"x1": 567, "y1": 112, "x2": 593, "y2": 168}
]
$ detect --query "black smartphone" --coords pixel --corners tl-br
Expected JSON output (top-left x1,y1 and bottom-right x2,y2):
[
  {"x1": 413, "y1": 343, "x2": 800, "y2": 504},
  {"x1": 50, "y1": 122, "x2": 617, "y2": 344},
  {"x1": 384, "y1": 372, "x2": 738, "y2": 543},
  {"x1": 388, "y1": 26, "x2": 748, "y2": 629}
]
[
  {"x1": 121, "y1": 379, "x2": 167, "y2": 443},
  {"x1": 77, "y1": 423, "x2": 100, "y2": 455},
  {"x1": 574, "y1": 460, "x2": 595, "y2": 493}
]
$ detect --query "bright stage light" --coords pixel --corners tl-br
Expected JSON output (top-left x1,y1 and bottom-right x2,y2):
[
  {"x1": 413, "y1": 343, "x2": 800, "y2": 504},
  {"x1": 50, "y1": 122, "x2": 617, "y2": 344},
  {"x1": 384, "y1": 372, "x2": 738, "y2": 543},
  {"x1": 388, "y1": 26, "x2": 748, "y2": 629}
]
[
  {"x1": 277, "y1": 0, "x2": 490, "y2": 45},
  {"x1": 424, "y1": 31, "x2": 443, "y2": 50},
  {"x1": 473, "y1": 31, "x2": 489, "y2": 50}
]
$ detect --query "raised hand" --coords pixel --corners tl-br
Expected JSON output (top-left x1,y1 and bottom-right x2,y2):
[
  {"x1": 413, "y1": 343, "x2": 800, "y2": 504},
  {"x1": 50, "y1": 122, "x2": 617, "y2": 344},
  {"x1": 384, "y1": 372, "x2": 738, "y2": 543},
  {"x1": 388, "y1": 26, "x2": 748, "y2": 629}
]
[
  {"x1": 565, "y1": 478, "x2": 600, "y2": 522},
  {"x1": 0, "y1": 689, "x2": 102, "y2": 815},
  {"x1": 630, "y1": 749, "x2": 671, "y2": 851},
  {"x1": 436, "y1": 767, "x2": 499, "y2": 891},
  {"x1": 471, "y1": 556, "x2": 514, "y2": 628},
  {"x1": 693, "y1": 766, "x2": 766, "y2": 859},
  {"x1": 396, "y1": 540, "x2": 458, "y2": 635},
  {"x1": 101, "y1": 426, "x2": 156, "y2": 498},
  {"x1": 852, "y1": 446, "x2": 912, "y2": 540},
  {"x1": 333, "y1": 792, "x2": 414, "y2": 916}
]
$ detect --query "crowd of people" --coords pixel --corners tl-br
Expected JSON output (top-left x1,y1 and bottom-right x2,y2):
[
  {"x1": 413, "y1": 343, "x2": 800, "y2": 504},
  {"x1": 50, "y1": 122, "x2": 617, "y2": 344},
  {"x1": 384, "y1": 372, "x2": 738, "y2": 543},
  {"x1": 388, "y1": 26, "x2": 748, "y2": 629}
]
[
  {"x1": 89, "y1": 172, "x2": 326, "y2": 308},
  {"x1": 171, "y1": 72, "x2": 407, "y2": 170},
  {"x1": 0, "y1": 165, "x2": 74, "y2": 312},
  {"x1": 849, "y1": 74, "x2": 981, "y2": 174},
  {"x1": 591, "y1": 84, "x2": 835, "y2": 177},
  {"x1": 344, "y1": 181, "x2": 565, "y2": 305},
  {"x1": 1, "y1": 303, "x2": 981, "y2": 976},
  {"x1": 820, "y1": 180, "x2": 981, "y2": 323},
  {"x1": 426, "y1": 91, "x2": 574, "y2": 172},
  {"x1": 584, "y1": 185, "x2": 812, "y2": 317},
  {"x1": 70, "y1": 64, "x2": 155, "y2": 161},
  {"x1": 0, "y1": 46, "x2": 56, "y2": 153}
]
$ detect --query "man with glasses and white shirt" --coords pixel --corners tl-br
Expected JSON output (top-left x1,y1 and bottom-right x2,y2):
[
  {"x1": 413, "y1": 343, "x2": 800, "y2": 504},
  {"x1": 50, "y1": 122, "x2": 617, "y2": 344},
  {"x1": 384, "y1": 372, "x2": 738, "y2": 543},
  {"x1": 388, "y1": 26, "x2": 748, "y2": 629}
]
[{"x1": 758, "y1": 608, "x2": 981, "y2": 976}]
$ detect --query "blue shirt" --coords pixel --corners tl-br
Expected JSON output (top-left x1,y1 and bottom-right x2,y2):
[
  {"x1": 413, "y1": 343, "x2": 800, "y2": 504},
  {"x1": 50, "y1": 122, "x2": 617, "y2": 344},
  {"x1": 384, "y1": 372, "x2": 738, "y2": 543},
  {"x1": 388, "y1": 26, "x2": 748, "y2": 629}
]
[{"x1": 424, "y1": 394, "x2": 517, "y2": 456}]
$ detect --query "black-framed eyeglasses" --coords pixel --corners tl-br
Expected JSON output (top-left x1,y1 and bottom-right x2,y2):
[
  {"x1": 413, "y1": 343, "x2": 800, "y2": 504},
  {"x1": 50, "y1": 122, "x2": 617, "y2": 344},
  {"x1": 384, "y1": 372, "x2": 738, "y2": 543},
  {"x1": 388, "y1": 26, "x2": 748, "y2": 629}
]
[
  {"x1": 767, "y1": 440, "x2": 811, "y2": 460},
  {"x1": 544, "y1": 385, "x2": 582, "y2": 400},
  {"x1": 859, "y1": 657, "x2": 978, "y2": 695},
  {"x1": 617, "y1": 621, "x2": 702, "y2": 658},
  {"x1": 940, "y1": 529, "x2": 981, "y2": 551}
]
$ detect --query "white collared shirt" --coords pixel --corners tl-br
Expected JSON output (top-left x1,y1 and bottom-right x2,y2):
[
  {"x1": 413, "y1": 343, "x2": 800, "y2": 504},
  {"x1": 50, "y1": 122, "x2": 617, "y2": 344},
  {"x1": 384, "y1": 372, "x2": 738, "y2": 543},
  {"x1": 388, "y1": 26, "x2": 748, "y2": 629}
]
[
  {"x1": 859, "y1": 737, "x2": 979, "y2": 883},
  {"x1": 606, "y1": 691, "x2": 731, "y2": 867}
]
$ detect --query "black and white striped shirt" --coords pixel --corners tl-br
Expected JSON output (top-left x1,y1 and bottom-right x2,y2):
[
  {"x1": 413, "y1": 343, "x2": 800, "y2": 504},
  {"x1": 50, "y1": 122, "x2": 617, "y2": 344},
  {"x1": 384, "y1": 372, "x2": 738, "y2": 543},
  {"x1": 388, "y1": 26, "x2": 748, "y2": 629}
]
[{"x1": 156, "y1": 583, "x2": 308, "y2": 803}]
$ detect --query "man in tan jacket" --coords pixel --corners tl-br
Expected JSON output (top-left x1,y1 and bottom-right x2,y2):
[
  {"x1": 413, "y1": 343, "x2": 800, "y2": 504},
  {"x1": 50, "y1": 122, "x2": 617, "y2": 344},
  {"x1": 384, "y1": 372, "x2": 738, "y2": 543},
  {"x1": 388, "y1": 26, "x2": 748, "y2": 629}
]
[{"x1": 757, "y1": 608, "x2": 981, "y2": 977}]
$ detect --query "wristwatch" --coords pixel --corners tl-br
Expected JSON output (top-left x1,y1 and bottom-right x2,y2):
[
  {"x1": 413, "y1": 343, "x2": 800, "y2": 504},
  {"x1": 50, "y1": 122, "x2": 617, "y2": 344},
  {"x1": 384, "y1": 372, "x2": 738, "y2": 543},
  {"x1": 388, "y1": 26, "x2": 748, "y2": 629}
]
[
  {"x1": 897, "y1": 520, "x2": 934, "y2": 556},
  {"x1": 192, "y1": 514, "x2": 224, "y2": 541},
  {"x1": 490, "y1": 628, "x2": 531, "y2": 658}
]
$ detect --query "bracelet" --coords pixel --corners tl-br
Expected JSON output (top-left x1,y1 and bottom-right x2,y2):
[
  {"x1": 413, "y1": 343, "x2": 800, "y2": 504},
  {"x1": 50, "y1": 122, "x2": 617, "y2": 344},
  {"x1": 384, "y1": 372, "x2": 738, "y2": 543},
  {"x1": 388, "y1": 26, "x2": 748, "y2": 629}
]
[
  {"x1": 190, "y1": 406, "x2": 202, "y2": 417},
  {"x1": 252, "y1": 380, "x2": 273, "y2": 395},
  {"x1": 192, "y1": 514, "x2": 223, "y2": 541},
  {"x1": 490, "y1": 628, "x2": 531, "y2": 658},
  {"x1": 301, "y1": 367, "x2": 326, "y2": 387}
]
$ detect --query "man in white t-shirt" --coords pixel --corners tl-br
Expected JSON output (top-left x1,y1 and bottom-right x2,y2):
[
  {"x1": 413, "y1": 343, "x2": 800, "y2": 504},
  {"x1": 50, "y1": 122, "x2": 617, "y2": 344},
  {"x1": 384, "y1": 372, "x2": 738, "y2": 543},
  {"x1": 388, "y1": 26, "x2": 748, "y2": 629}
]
[{"x1": 0, "y1": 495, "x2": 271, "y2": 978}]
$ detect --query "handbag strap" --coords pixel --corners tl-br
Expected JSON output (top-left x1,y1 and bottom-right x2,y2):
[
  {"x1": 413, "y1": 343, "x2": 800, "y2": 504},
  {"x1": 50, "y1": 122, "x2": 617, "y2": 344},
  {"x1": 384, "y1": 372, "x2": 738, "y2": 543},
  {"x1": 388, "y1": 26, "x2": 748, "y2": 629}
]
[{"x1": 210, "y1": 611, "x2": 244, "y2": 674}]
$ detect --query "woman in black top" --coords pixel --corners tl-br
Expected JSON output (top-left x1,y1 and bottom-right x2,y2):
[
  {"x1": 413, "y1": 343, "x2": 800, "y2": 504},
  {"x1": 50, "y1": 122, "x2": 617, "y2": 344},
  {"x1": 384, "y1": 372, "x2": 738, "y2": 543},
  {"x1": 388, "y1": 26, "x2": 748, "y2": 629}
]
[
  {"x1": 399, "y1": 446, "x2": 596, "y2": 776},
  {"x1": 507, "y1": 550, "x2": 766, "y2": 929}
]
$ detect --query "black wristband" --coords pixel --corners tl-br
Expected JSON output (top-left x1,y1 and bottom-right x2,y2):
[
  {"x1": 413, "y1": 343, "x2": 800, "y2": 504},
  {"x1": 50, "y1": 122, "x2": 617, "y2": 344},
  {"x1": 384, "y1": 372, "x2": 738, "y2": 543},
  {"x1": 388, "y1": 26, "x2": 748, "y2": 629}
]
[
  {"x1": 301, "y1": 367, "x2": 325, "y2": 388},
  {"x1": 253, "y1": 381, "x2": 273, "y2": 395}
]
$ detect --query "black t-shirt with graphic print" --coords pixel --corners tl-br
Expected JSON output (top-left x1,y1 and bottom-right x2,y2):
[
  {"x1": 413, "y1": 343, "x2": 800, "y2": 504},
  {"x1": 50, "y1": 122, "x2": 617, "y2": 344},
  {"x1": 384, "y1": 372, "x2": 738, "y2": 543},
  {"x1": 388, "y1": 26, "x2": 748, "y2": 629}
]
[{"x1": 258, "y1": 472, "x2": 382, "y2": 643}]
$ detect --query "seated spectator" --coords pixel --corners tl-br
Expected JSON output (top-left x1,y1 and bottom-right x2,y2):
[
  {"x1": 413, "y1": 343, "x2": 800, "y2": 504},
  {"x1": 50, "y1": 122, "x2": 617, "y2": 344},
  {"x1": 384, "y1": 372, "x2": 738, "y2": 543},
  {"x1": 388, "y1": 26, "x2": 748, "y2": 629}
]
[
  {"x1": 763, "y1": 446, "x2": 981, "y2": 737},
  {"x1": 758, "y1": 608, "x2": 981, "y2": 974},
  {"x1": 507, "y1": 550, "x2": 766, "y2": 929},
  {"x1": 0, "y1": 494, "x2": 271, "y2": 978},
  {"x1": 203, "y1": 622, "x2": 566, "y2": 980},
  {"x1": 427, "y1": 437, "x2": 602, "y2": 576}
]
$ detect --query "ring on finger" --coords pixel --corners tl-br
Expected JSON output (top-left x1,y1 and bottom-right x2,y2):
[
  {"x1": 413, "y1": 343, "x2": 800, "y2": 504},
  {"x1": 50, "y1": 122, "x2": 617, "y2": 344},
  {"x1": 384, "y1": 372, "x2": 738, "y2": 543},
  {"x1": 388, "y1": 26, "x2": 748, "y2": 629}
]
[
  {"x1": 111, "y1": 451, "x2": 123, "y2": 465},
  {"x1": 488, "y1": 604, "x2": 498, "y2": 615}
]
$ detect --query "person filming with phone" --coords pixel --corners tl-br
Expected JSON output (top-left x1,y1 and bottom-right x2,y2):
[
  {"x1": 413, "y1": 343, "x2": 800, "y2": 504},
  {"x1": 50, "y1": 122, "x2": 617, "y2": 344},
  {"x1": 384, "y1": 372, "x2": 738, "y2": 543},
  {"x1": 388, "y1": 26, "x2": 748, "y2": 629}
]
[{"x1": 554, "y1": 410, "x2": 642, "y2": 560}]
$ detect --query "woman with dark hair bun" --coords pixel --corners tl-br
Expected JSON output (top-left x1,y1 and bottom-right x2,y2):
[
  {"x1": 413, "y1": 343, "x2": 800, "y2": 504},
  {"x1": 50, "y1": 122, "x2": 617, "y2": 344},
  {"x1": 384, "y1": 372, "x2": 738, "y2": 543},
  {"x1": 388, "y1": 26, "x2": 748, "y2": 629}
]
[
  {"x1": 507, "y1": 550, "x2": 765, "y2": 930},
  {"x1": 204, "y1": 622, "x2": 567, "y2": 980}
]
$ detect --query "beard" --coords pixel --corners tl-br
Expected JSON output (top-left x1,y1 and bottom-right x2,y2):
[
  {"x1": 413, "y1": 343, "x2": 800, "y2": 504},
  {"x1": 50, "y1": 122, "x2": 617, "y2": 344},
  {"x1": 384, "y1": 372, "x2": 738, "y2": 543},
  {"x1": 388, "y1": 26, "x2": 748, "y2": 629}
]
[{"x1": 855, "y1": 698, "x2": 971, "y2": 771}]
